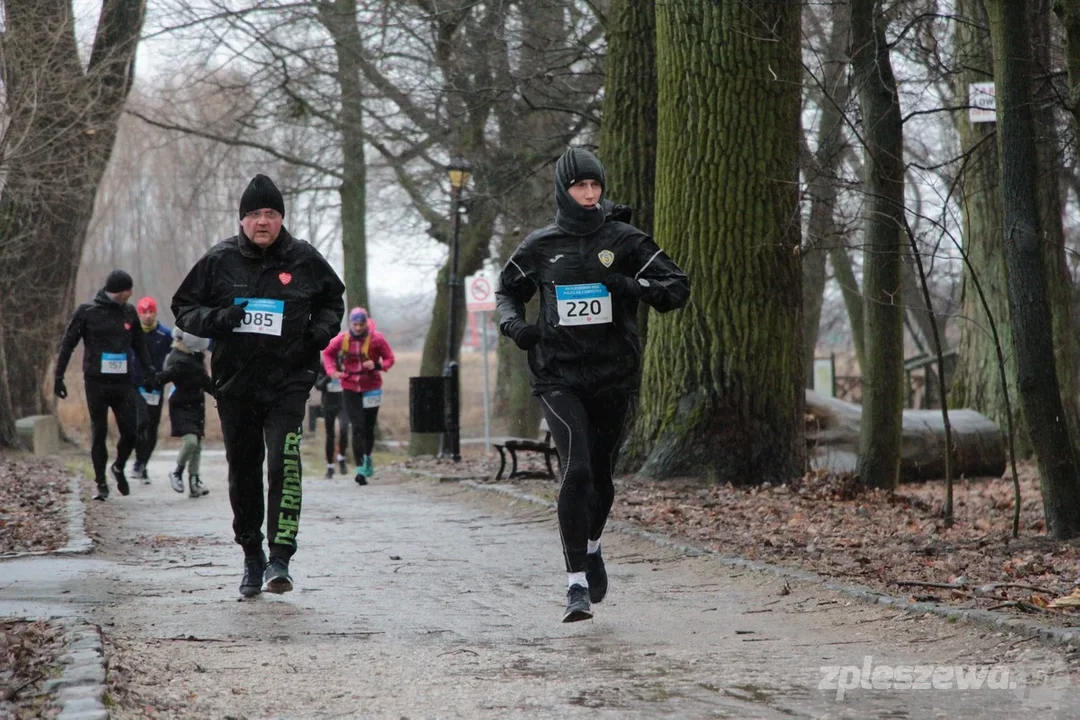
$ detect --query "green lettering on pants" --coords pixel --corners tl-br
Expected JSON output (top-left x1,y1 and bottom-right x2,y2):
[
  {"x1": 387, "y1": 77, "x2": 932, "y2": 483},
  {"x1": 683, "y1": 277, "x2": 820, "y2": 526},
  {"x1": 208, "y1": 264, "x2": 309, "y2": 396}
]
[{"x1": 275, "y1": 514, "x2": 299, "y2": 545}]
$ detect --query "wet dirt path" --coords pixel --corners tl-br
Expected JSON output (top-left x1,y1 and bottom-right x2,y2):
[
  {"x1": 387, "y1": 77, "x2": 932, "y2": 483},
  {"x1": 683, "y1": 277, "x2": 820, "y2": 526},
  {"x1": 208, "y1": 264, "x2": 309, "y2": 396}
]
[{"x1": 3, "y1": 448, "x2": 1077, "y2": 718}]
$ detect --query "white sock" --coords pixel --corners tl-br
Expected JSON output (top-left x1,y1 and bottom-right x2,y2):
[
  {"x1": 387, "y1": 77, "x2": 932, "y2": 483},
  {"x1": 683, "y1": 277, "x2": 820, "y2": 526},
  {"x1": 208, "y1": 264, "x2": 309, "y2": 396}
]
[
  {"x1": 336, "y1": 454, "x2": 346, "y2": 462},
  {"x1": 587, "y1": 539, "x2": 601, "y2": 555},
  {"x1": 327, "y1": 463, "x2": 335, "y2": 469},
  {"x1": 568, "y1": 571, "x2": 588, "y2": 589}
]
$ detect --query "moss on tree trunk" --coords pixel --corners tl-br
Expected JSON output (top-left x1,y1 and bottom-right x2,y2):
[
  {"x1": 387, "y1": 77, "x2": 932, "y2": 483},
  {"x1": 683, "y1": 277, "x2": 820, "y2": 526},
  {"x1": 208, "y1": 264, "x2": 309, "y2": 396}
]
[{"x1": 627, "y1": 0, "x2": 804, "y2": 484}]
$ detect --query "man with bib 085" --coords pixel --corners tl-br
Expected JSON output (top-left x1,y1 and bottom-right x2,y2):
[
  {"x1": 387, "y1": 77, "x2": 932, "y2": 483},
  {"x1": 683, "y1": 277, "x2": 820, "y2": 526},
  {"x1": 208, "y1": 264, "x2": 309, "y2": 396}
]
[
  {"x1": 496, "y1": 147, "x2": 690, "y2": 622},
  {"x1": 172, "y1": 174, "x2": 345, "y2": 598}
]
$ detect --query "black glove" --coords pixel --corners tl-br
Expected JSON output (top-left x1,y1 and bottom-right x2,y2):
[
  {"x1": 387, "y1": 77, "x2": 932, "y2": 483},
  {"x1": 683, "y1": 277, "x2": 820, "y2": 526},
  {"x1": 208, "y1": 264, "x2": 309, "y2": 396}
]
[
  {"x1": 285, "y1": 328, "x2": 328, "y2": 368},
  {"x1": 54, "y1": 376, "x2": 68, "y2": 399},
  {"x1": 514, "y1": 324, "x2": 541, "y2": 351},
  {"x1": 607, "y1": 203, "x2": 632, "y2": 223},
  {"x1": 143, "y1": 374, "x2": 161, "y2": 392},
  {"x1": 602, "y1": 274, "x2": 644, "y2": 299},
  {"x1": 307, "y1": 326, "x2": 333, "y2": 352},
  {"x1": 217, "y1": 300, "x2": 249, "y2": 330}
]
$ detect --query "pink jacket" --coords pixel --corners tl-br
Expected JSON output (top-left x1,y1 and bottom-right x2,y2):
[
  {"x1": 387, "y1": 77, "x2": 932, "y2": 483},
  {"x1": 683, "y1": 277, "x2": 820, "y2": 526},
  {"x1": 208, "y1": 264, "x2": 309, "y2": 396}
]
[{"x1": 322, "y1": 322, "x2": 395, "y2": 394}]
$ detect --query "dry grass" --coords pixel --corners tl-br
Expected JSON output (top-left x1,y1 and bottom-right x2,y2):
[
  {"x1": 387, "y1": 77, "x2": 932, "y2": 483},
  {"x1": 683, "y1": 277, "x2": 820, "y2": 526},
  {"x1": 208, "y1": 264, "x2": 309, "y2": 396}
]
[{"x1": 57, "y1": 350, "x2": 498, "y2": 448}]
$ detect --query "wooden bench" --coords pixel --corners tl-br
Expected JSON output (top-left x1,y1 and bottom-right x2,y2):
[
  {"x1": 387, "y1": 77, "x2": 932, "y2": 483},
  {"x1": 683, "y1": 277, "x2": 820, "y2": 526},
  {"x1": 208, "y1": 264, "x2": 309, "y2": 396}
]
[{"x1": 493, "y1": 419, "x2": 561, "y2": 481}]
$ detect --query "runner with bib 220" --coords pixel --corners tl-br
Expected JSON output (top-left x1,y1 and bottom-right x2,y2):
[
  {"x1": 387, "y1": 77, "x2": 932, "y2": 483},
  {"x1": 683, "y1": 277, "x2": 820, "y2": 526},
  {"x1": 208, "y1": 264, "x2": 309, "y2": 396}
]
[{"x1": 496, "y1": 147, "x2": 690, "y2": 623}]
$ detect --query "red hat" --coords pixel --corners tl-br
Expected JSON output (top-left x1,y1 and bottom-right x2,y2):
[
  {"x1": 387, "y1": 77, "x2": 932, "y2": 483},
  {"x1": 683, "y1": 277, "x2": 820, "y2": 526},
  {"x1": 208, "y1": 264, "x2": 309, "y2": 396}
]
[{"x1": 136, "y1": 297, "x2": 157, "y2": 314}]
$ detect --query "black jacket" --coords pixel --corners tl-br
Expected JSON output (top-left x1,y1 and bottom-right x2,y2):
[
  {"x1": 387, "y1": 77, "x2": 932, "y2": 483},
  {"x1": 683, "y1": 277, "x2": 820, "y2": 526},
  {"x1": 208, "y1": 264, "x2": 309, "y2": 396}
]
[
  {"x1": 131, "y1": 322, "x2": 173, "y2": 388},
  {"x1": 171, "y1": 228, "x2": 345, "y2": 402},
  {"x1": 496, "y1": 219, "x2": 689, "y2": 396},
  {"x1": 56, "y1": 291, "x2": 155, "y2": 385},
  {"x1": 159, "y1": 350, "x2": 214, "y2": 437}
]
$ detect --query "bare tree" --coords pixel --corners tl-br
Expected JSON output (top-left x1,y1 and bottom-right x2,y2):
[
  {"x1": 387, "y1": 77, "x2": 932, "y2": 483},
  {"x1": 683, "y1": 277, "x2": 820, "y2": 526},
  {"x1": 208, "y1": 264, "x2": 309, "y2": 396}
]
[{"x1": 0, "y1": 0, "x2": 146, "y2": 446}]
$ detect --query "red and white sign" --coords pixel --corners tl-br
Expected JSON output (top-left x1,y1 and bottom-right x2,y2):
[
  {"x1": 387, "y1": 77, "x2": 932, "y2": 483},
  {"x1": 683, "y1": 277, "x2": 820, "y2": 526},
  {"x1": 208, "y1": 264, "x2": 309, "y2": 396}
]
[{"x1": 466, "y1": 272, "x2": 496, "y2": 312}]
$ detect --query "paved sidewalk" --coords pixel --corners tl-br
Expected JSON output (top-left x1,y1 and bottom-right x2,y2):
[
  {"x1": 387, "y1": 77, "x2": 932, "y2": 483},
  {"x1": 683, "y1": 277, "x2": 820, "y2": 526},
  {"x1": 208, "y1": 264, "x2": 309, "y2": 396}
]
[{"x1": 2, "y1": 448, "x2": 1077, "y2": 718}]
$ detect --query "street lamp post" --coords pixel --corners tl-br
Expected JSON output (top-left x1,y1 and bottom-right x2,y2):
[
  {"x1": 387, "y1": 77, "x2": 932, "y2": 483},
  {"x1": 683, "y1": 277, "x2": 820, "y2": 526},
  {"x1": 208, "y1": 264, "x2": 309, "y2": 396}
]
[{"x1": 441, "y1": 156, "x2": 471, "y2": 461}]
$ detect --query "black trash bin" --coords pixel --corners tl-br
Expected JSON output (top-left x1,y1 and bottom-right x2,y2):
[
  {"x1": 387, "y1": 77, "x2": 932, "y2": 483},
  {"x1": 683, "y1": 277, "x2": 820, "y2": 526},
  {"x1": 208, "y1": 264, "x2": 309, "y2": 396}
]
[{"x1": 409, "y1": 376, "x2": 447, "y2": 433}]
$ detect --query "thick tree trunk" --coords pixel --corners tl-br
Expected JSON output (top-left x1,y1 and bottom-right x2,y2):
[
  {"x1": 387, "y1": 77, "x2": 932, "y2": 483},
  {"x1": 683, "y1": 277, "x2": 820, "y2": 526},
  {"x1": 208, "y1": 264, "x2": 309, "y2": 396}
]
[
  {"x1": 599, "y1": 0, "x2": 657, "y2": 237},
  {"x1": 802, "y1": 3, "x2": 851, "y2": 383},
  {"x1": 850, "y1": 0, "x2": 906, "y2": 490},
  {"x1": 1033, "y1": 0, "x2": 1080, "y2": 442},
  {"x1": 0, "y1": 0, "x2": 146, "y2": 446},
  {"x1": 320, "y1": 0, "x2": 369, "y2": 312},
  {"x1": 628, "y1": 0, "x2": 804, "y2": 484},
  {"x1": 949, "y1": 0, "x2": 1026, "y2": 451},
  {"x1": 986, "y1": 0, "x2": 1080, "y2": 538}
]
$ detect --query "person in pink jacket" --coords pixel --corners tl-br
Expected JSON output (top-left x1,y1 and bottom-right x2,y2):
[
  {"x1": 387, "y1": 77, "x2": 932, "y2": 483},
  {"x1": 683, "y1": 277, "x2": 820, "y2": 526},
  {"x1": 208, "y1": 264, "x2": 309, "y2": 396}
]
[{"x1": 322, "y1": 307, "x2": 395, "y2": 484}]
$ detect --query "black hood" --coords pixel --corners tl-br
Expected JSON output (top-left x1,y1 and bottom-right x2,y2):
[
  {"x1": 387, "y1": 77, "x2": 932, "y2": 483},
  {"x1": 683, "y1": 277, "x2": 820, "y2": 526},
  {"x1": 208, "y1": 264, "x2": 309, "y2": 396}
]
[{"x1": 554, "y1": 148, "x2": 606, "y2": 236}]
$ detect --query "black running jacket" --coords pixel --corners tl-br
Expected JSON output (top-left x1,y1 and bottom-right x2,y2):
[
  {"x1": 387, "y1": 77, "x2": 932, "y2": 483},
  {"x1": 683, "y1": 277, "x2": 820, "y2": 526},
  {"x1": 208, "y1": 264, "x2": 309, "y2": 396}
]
[{"x1": 496, "y1": 220, "x2": 690, "y2": 396}]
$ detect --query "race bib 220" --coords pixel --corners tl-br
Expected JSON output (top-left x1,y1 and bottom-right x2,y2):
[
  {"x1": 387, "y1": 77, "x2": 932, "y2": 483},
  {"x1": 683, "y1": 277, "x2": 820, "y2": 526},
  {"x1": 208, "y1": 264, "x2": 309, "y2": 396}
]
[{"x1": 555, "y1": 284, "x2": 612, "y2": 326}]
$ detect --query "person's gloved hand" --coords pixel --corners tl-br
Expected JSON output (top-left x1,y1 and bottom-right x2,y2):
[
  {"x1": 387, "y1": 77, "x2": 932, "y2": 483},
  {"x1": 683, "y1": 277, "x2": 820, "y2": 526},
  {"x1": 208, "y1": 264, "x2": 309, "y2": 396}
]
[
  {"x1": 307, "y1": 327, "x2": 332, "y2": 352},
  {"x1": 602, "y1": 274, "x2": 644, "y2": 299},
  {"x1": 54, "y1": 376, "x2": 68, "y2": 399},
  {"x1": 607, "y1": 203, "x2": 632, "y2": 223},
  {"x1": 143, "y1": 374, "x2": 161, "y2": 392},
  {"x1": 286, "y1": 328, "x2": 332, "y2": 368},
  {"x1": 217, "y1": 300, "x2": 249, "y2": 331},
  {"x1": 514, "y1": 324, "x2": 541, "y2": 351}
]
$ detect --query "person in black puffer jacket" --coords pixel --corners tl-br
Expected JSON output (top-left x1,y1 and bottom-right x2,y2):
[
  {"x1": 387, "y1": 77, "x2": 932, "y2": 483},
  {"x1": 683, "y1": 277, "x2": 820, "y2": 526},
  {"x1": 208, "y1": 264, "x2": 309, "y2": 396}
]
[
  {"x1": 496, "y1": 147, "x2": 690, "y2": 623},
  {"x1": 171, "y1": 174, "x2": 345, "y2": 598},
  {"x1": 157, "y1": 329, "x2": 215, "y2": 499}
]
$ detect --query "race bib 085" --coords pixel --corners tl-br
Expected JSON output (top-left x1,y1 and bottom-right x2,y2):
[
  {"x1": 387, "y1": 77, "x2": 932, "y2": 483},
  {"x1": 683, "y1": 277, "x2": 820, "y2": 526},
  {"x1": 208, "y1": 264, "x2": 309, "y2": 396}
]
[
  {"x1": 101, "y1": 353, "x2": 128, "y2": 374},
  {"x1": 555, "y1": 283, "x2": 612, "y2": 326},
  {"x1": 234, "y1": 298, "x2": 284, "y2": 336}
]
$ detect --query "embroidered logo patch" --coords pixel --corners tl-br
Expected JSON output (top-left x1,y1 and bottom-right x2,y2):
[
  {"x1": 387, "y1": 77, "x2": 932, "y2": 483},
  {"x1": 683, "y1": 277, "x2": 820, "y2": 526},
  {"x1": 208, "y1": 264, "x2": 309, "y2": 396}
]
[
  {"x1": 279, "y1": 272, "x2": 293, "y2": 286},
  {"x1": 598, "y1": 250, "x2": 614, "y2": 268}
]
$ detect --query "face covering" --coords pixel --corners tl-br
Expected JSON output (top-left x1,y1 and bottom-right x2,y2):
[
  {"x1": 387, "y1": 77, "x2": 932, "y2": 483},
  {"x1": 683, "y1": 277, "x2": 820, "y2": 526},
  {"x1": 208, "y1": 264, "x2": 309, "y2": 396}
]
[{"x1": 553, "y1": 147, "x2": 607, "y2": 236}]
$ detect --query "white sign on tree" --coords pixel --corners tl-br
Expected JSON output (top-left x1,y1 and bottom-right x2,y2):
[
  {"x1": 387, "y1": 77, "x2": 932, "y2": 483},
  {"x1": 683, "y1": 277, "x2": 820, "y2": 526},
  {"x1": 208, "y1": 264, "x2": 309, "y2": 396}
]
[{"x1": 969, "y1": 82, "x2": 996, "y2": 123}]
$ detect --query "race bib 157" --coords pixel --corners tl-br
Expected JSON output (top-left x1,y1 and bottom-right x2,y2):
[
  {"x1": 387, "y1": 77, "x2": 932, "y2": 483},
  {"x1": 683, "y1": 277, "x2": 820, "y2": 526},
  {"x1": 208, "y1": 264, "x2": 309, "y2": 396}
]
[
  {"x1": 101, "y1": 353, "x2": 128, "y2": 374},
  {"x1": 233, "y1": 298, "x2": 284, "y2": 336}
]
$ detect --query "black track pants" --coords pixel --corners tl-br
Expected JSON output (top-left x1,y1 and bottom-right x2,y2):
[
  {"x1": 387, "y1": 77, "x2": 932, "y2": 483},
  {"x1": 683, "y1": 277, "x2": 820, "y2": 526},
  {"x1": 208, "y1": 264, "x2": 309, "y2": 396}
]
[
  {"x1": 84, "y1": 380, "x2": 139, "y2": 484},
  {"x1": 343, "y1": 390, "x2": 380, "y2": 462},
  {"x1": 540, "y1": 388, "x2": 632, "y2": 573},
  {"x1": 322, "y1": 393, "x2": 350, "y2": 464},
  {"x1": 217, "y1": 391, "x2": 307, "y2": 559},
  {"x1": 134, "y1": 392, "x2": 164, "y2": 466}
]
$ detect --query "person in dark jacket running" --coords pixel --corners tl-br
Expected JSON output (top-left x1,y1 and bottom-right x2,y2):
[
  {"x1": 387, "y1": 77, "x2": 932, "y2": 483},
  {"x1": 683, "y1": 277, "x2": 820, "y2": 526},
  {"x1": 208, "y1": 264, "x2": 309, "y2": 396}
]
[
  {"x1": 158, "y1": 328, "x2": 215, "y2": 499},
  {"x1": 315, "y1": 363, "x2": 351, "y2": 479},
  {"x1": 496, "y1": 148, "x2": 690, "y2": 622},
  {"x1": 171, "y1": 174, "x2": 345, "y2": 598},
  {"x1": 55, "y1": 270, "x2": 159, "y2": 501},
  {"x1": 131, "y1": 296, "x2": 172, "y2": 484}
]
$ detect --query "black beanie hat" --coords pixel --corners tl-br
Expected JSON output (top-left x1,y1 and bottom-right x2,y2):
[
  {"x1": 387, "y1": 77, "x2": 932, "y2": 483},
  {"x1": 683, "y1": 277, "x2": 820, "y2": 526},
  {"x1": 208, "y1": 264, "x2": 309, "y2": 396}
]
[
  {"x1": 104, "y1": 269, "x2": 133, "y2": 293},
  {"x1": 239, "y1": 174, "x2": 286, "y2": 219},
  {"x1": 554, "y1": 147, "x2": 606, "y2": 191}
]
